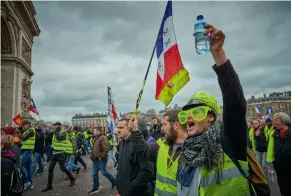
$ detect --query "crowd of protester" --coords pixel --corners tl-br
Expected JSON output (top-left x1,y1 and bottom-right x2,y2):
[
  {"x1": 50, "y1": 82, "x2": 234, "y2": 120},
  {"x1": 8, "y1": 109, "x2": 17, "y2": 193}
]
[{"x1": 2, "y1": 24, "x2": 291, "y2": 196}]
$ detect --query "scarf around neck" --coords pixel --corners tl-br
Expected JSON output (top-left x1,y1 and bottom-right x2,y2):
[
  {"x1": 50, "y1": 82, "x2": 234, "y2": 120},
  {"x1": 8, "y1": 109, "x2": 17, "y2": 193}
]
[{"x1": 179, "y1": 121, "x2": 223, "y2": 171}]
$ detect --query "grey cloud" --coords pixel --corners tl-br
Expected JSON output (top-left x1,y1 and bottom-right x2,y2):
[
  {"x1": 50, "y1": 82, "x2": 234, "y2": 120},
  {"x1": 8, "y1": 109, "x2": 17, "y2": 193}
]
[{"x1": 31, "y1": 1, "x2": 291, "y2": 122}]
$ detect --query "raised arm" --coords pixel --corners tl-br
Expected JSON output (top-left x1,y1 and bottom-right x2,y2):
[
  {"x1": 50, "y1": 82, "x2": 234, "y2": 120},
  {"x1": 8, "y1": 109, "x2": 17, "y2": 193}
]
[{"x1": 206, "y1": 24, "x2": 247, "y2": 161}]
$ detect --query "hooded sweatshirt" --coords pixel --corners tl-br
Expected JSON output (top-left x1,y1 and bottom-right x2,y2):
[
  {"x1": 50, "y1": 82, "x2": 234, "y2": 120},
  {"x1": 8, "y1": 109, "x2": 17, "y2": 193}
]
[{"x1": 116, "y1": 131, "x2": 154, "y2": 196}]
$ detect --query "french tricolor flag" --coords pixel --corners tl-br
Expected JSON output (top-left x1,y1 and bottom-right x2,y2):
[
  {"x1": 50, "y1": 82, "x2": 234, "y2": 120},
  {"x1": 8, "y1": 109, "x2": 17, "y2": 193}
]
[
  {"x1": 155, "y1": 0, "x2": 189, "y2": 107},
  {"x1": 28, "y1": 98, "x2": 39, "y2": 115}
]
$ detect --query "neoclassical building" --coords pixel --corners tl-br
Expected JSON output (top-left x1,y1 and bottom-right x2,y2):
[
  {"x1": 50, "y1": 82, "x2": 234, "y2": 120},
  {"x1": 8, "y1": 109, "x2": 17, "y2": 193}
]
[
  {"x1": 1, "y1": 1, "x2": 40, "y2": 126},
  {"x1": 247, "y1": 91, "x2": 291, "y2": 119},
  {"x1": 71, "y1": 113, "x2": 108, "y2": 128}
]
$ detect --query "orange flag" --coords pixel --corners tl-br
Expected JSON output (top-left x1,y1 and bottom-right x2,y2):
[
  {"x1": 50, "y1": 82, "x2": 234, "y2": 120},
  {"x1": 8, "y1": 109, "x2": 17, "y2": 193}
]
[{"x1": 12, "y1": 113, "x2": 23, "y2": 126}]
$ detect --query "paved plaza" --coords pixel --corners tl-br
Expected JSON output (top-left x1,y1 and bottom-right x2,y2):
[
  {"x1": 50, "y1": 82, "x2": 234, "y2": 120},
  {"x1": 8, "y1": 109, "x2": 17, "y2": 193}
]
[{"x1": 23, "y1": 156, "x2": 281, "y2": 196}]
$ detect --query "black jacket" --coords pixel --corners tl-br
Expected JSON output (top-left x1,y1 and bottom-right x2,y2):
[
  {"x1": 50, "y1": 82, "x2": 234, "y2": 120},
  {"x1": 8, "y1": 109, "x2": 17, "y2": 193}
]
[
  {"x1": 213, "y1": 60, "x2": 247, "y2": 161},
  {"x1": 34, "y1": 128, "x2": 45, "y2": 154},
  {"x1": 254, "y1": 130, "x2": 268, "y2": 152},
  {"x1": 272, "y1": 125, "x2": 291, "y2": 168},
  {"x1": 44, "y1": 129, "x2": 53, "y2": 146},
  {"x1": 116, "y1": 131, "x2": 154, "y2": 196},
  {"x1": 151, "y1": 124, "x2": 164, "y2": 141}
]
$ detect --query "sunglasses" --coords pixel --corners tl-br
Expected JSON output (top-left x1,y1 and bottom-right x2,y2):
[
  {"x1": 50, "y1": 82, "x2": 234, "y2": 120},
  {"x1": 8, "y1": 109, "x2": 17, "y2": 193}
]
[{"x1": 178, "y1": 106, "x2": 212, "y2": 124}]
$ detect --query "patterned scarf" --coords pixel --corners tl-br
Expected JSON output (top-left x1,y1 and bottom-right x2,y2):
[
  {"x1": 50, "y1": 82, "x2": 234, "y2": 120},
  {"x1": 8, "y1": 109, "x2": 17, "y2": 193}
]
[
  {"x1": 178, "y1": 121, "x2": 223, "y2": 187},
  {"x1": 180, "y1": 121, "x2": 223, "y2": 170}
]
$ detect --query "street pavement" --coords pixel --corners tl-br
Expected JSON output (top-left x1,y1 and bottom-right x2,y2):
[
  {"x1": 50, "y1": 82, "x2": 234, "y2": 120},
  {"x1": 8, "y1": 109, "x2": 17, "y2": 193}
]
[
  {"x1": 24, "y1": 156, "x2": 281, "y2": 196},
  {"x1": 24, "y1": 155, "x2": 118, "y2": 196}
]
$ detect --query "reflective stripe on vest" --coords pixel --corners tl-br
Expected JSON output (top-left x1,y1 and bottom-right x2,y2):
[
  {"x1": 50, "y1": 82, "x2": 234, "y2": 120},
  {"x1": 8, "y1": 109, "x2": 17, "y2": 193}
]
[
  {"x1": 21, "y1": 127, "x2": 36, "y2": 150},
  {"x1": 154, "y1": 188, "x2": 176, "y2": 196},
  {"x1": 52, "y1": 130, "x2": 68, "y2": 151},
  {"x1": 199, "y1": 153, "x2": 250, "y2": 196},
  {"x1": 155, "y1": 142, "x2": 179, "y2": 196}
]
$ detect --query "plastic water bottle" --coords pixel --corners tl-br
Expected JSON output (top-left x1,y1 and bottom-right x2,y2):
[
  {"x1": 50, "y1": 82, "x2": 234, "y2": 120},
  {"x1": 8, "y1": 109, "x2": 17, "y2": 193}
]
[{"x1": 194, "y1": 15, "x2": 210, "y2": 54}]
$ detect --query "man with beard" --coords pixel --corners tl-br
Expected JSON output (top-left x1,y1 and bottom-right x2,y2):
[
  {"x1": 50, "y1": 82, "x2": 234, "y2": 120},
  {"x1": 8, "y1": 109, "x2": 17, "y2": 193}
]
[
  {"x1": 154, "y1": 109, "x2": 187, "y2": 196},
  {"x1": 42, "y1": 122, "x2": 76, "y2": 192}
]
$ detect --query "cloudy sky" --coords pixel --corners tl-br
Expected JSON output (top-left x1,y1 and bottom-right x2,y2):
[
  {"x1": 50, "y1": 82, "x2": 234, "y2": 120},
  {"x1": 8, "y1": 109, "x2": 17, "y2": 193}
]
[{"x1": 31, "y1": 1, "x2": 291, "y2": 122}]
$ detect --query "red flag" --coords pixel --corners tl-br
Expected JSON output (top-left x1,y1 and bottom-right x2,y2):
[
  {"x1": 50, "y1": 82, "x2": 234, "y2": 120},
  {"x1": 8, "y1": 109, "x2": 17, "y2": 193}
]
[{"x1": 12, "y1": 113, "x2": 23, "y2": 126}]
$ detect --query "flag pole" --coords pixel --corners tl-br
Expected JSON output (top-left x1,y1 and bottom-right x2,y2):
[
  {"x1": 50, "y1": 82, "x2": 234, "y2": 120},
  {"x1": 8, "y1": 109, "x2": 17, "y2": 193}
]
[
  {"x1": 133, "y1": 39, "x2": 158, "y2": 117},
  {"x1": 5, "y1": 118, "x2": 13, "y2": 127},
  {"x1": 132, "y1": 1, "x2": 170, "y2": 118}
]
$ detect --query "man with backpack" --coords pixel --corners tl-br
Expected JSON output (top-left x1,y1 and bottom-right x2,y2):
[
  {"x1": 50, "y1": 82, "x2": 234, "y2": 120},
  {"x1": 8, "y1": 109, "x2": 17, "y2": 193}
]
[{"x1": 1, "y1": 134, "x2": 23, "y2": 196}]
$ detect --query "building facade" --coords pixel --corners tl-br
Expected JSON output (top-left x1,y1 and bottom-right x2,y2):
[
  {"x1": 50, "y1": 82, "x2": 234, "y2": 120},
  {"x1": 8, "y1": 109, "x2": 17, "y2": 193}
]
[
  {"x1": 71, "y1": 113, "x2": 107, "y2": 128},
  {"x1": 247, "y1": 91, "x2": 291, "y2": 119},
  {"x1": 1, "y1": 1, "x2": 40, "y2": 126}
]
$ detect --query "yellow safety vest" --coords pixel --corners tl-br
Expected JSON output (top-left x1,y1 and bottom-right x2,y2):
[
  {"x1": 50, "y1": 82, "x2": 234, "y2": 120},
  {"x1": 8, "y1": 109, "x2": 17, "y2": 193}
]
[
  {"x1": 264, "y1": 125, "x2": 274, "y2": 143},
  {"x1": 156, "y1": 138, "x2": 164, "y2": 147},
  {"x1": 52, "y1": 130, "x2": 69, "y2": 151},
  {"x1": 266, "y1": 131, "x2": 275, "y2": 163},
  {"x1": 65, "y1": 135, "x2": 75, "y2": 154},
  {"x1": 21, "y1": 127, "x2": 36, "y2": 150},
  {"x1": 249, "y1": 127, "x2": 268, "y2": 152},
  {"x1": 155, "y1": 142, "x2": 179, "y2": 196},
  {"x1": 84, "y1": 131, "x2": 89, "y2": 139},
  {"x1": 199, "y1": 153, "x2": 250, "y2": 196},
  {"x1": 107, "y1": 133, "x2": 113, "y2": 146}
]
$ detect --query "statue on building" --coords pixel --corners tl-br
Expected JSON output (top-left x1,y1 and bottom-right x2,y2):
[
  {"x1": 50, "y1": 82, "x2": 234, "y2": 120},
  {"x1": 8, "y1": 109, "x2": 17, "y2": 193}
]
[{"x1": 21, "y1": 77, "x2": 32, "y2": 120}]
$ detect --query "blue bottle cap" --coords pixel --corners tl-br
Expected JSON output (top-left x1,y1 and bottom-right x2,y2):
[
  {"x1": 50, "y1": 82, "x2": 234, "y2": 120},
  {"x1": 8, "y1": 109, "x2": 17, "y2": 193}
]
[{"x1": 197, "y1": 15, "x2": 204, "y2": 20}]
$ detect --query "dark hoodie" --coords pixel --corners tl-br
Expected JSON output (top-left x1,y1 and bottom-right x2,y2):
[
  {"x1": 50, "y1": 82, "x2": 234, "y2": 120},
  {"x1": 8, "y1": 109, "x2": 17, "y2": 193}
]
[
  {"x1": 1, "y1": 150, "x2": 17, "y2": 196},
  {"x1": 116, "y1": 131, "x2": 154, "y2": 196},
  {"x1": 34, "y1": 128, "x2": 45, "y2": 154}
]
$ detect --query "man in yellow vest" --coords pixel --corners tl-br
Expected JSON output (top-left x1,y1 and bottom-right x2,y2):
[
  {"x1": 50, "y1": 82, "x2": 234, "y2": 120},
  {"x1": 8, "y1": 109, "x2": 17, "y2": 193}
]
[
  {"x1": 154, "y1": 109, "x2": 187, "y2": 196},
  {"x1": 42, "y1": 122, "x2": 76, "y2": 192},
  {"x1": 105, "y1": 126, "x2": 117, "y2": 166},
  {"x1": 18, "y1": 120, "x2": 36, "y2": 190},
  {"x1": 264, "y1": 118, "x2": 274, "y2": 142},
  {"x1": 176, "y1": 24, "x2": 251, "y2": 196}
]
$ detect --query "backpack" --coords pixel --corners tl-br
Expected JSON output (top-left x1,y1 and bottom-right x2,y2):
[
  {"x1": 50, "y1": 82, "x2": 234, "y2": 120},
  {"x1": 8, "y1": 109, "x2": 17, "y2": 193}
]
[
  {"x1": 1, "y1": 158, "x2": 23, "y2": 196},
  {"x1": 232, "y1": 148, "x2": 270, "y2": 196}
]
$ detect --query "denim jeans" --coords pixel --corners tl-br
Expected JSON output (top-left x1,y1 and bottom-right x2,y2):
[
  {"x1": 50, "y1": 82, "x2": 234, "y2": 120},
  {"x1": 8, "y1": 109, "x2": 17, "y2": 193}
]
[
  {"x1": 67, "y1": 156, "x2": 79, "y2": 173},
  {"x1": 108, "y1": 149, "x2": 117, "y2": 164},
  {"x1": 255, "y1": 151, "x2": 266, "y2": 169},
  {"x1": 20, "y1": 150, "x2": 33, "y2": 184},
  {"x1": 83, "y1": 140, "x2": 89, "y2": 154},
  {"x1": 92, "y1": 160, "x2": 116, "y2": 190},
  {"x1": 31, "y1": 152, "x2": 44, "y2": 175}
]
